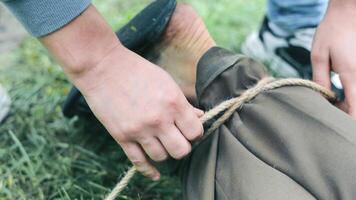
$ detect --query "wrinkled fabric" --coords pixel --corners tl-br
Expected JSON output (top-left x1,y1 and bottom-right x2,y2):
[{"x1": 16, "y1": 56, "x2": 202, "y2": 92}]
[{"x1": 181, "y1": 47, "x2": 356, "y2": 200}]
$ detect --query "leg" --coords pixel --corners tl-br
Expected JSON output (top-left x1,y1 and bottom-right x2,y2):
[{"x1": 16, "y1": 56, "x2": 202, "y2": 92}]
[
  {"x1": 182, "y1": 46, "x2": 356, "y2": 200},
  {"x1": 146, "y1": 9, "x2": 356, "y2": 198},
  {"x1": 267, "y1": 0, "x2": 328, "y2": 34},
  {"x1": 242, "y1": 0, "x2": 344, "y2": 100},
  {"x1": 146, "y1": 4, "x2": 215, "y2": 101}
]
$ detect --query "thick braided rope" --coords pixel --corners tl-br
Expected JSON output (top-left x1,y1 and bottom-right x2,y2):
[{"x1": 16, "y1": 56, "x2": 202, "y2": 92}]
[
  {"x1": 104, "y1": 166, "x2": 137, "y2": 200},
  {"x1": 104, "y1": 77, "x2": 336, "y2": 200}
]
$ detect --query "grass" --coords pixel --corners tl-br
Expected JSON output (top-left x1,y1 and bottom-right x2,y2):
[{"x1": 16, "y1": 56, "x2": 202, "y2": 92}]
[{"x1": 0, "y1": 0, "x2": 265, "y2": 199}]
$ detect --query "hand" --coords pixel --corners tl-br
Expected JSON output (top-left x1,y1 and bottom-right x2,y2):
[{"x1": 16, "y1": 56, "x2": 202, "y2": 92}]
[
  {"x1": 311, "y1": 0, "x2": 356, "y2": 118},
  {"x1": 77, "y1": 46, "x2": 204, "y2": 180},
  {"x1": 40, "y1": 5, "x2": 204, "y2": 180}
]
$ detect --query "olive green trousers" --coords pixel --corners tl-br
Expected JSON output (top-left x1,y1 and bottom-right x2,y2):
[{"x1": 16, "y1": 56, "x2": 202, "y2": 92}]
[{"x1": 177, "y1": 47, "x2": 356, "y2": 200}]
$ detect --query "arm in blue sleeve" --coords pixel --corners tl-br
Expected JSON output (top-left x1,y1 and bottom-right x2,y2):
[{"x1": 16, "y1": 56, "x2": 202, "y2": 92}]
[{"x1": 2, "y1": 0, "x2": 91, "y2": 37}]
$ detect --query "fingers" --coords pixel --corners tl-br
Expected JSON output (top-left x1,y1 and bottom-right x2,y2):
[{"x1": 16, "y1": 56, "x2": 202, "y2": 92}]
[
  {"x1": 311, "y1": 36, "x2": 332, "y2": 90},
  {"x1": 120, "y1": 142, "x2": 161, "y2": 181},
  {"x1": 175, "y1": 105, "x2": 204, "y2": 141},
  {"x1": 339, "y1": 73, "x2": 356, "y2": 118},
  {"x1": 312, "y1": 27, "x2": 356, "y2": 119},
  {"x1": 138, "y1": 137, "x2": 169, "y2": 162},
  {"x1": 139, "y1": 104, "x2": 203, "y2": 162},
  {"x1": 192, "y1": 106, "x2": 204, "y2": 117},
  {"x1": 157, "y1": 126, "x2": 192, "y2": 159},
  {"x1": 335, "y1": 101, "x2": 348, "y2": 113}
]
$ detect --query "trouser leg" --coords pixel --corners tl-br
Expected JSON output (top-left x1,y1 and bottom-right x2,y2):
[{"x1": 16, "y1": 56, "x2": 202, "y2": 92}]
[
  {"x1": 182, "y1": 47, "x2": 356, "y2": 200},
  {"x1": 267, "y1": 0, "x2": 328, "y2": 33}
]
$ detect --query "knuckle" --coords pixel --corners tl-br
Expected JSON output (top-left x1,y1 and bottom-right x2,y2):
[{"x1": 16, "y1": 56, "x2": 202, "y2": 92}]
[
  {"x1": 115, "y1": 133, "x2": 129, "y2": 143},
  {"x1": 108, "y1": 127, "x2": 128, "y2": 143},
  {"x1": 134, "y1": 162, "x2": 157, "y2": 178},
  {"x1": 174, "y1": 145, "x2": 191, "y2": 159},
  {"x1": 168, "y1": 99, "x2": 179, "y2": 110},
  {"x1": 122, "y1": 123, "x2": 143, "y2": 137},
  {"x1": 138, "y1": 139, "x2": 168, "y2": 162},
  {"x1": 186, "y1": 128, "x2": 203, "y2": 141},
  {"x1": 191, "y1": 124, "x2": 204, "y2": 140},
  {"x1": 164, "y1": 92, "x2": 181, "y2": 110},
  {"x1": 145, "y1": 113, "x2": 163, "y2": 128},
  {"x1": 142, "y1": 169, "x2": 156, "y2": 178},
  {"x1": 152, "y1": 152, "x2": 168, "y2": 162},
  {"x1": 131, "y1": 159, "x2": 146, "y2": 167},
  {"x1": 183, "y1": 115, "x2": 204, "y2": 141},
  {"x1": 140, "y1": 137, "x2": 153, "y2": 147}
]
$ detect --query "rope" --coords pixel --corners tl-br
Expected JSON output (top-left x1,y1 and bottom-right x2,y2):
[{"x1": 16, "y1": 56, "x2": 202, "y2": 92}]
[
  {"x1": 104, "y1": 77, "x2": 336, "y2": 200},
  {"x1": 104, "y1": 166, "x2": 137, "y2": 200}
]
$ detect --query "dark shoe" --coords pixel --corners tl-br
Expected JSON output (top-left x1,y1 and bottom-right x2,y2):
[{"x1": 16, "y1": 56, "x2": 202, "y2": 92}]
[
  {"x1": 62, "y1": 0, "x2": 177, "y2": 118},
  {"x1": 241, "y1": 17, "x2": 344, "y2": 100}
]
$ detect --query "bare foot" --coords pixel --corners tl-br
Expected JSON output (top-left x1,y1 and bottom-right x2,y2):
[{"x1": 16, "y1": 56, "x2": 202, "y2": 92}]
[{"x1": 146, "y1": 4, "x2": 216, "y2": 102}]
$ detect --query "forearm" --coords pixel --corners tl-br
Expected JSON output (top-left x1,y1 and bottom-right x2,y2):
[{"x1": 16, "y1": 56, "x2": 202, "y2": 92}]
[{"x1": 40, "y1": 5, "x2": 122, "y2": 83}]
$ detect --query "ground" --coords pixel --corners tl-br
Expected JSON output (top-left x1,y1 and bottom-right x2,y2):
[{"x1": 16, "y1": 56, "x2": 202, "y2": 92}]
[{"x1": 0, "y1": 0, "x2": 265, "y2": 199}]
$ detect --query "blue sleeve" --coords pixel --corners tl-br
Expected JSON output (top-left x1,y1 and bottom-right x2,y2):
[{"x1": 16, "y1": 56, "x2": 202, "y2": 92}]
[{"x1": 2, "y1": 0, "x2": 91, "y2": 37}]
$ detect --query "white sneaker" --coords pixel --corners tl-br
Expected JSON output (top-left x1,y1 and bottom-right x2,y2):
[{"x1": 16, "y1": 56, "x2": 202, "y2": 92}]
[
  {"x1": 241, "y1": 17, "x2": 344, "y2": 99},
  {"x1": 0, "y1": 85, "x2": 10, "y2": 123}
]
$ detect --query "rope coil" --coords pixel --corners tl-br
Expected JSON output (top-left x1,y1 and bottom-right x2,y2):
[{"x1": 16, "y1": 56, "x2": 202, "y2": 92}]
[{"x1": 105, "y1": 77, "x2": 336, "y2": 200}]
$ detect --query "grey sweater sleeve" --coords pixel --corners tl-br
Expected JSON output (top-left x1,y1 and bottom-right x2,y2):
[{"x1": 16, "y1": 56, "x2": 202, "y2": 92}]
[{"x1": 2, "y1": 0, "x2": 91, "y2": 37}]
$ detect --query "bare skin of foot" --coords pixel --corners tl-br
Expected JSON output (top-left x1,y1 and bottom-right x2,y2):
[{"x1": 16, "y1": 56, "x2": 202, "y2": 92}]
[{"x1": 147, "y1": 4, "x2": 216, "y2": 102}]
